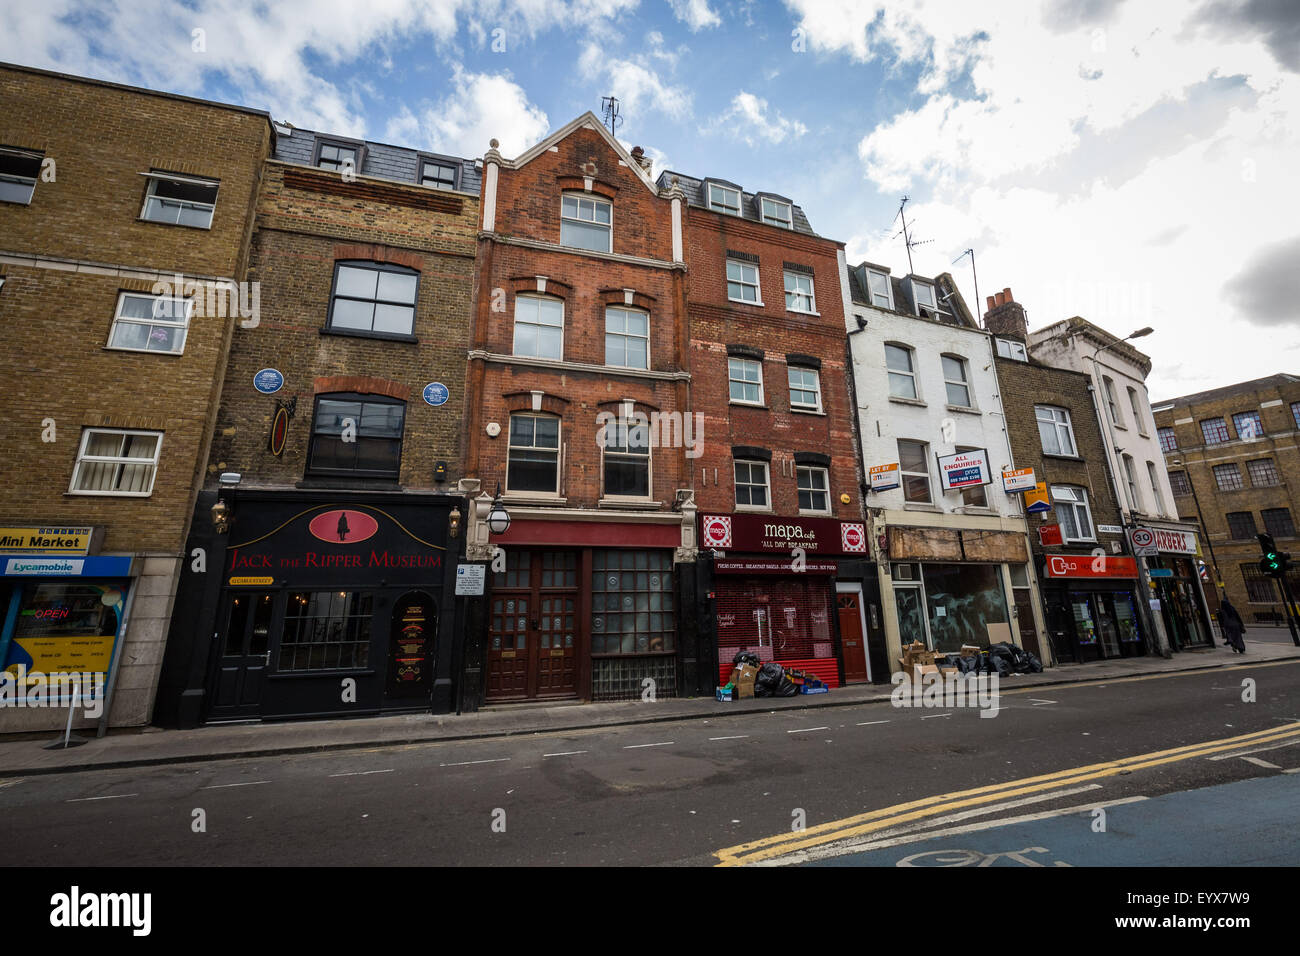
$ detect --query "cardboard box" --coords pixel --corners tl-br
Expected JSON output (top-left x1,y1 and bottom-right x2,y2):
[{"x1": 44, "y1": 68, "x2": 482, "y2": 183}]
[
  {"x1": 959, "y1": 645, "x2": 982, "y2": 658},
  {"x1": 729, "y1": 663, "x2": 758, "y2": 699},
  {"x1": 898, "y1": 640, "x2": 938, "y2": 680}
]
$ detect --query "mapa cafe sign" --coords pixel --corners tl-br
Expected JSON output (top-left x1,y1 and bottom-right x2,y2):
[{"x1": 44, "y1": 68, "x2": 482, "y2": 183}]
[{"x1": 699, "y1": 514, "x2": 867, "y2": 555}]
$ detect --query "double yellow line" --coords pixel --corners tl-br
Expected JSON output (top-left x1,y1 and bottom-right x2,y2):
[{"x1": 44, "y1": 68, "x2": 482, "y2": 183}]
[{"x1": 715, "y1": 721, "x2": 1300, "y2": 866}]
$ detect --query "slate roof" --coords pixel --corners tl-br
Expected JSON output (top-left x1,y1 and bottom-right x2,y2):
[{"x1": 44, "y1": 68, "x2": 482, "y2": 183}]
[
  {"x1": 272, "y1": 125, "x2": 481, "y2": 195},
  {"x1": 844, "y1": 262, "x2": 977, "y2": 329},
  {"x1": 654, "y1": 169, "x2": 817, "y2": 236}
]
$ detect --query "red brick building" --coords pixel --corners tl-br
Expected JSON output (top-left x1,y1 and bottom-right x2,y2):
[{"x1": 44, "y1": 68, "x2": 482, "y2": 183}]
[
  {"x1": 461, "y1": 114, "x2": 696, "y2": 704},
  {"x1": 657, "y1": 171, "x2": 870, "y2": 690}
]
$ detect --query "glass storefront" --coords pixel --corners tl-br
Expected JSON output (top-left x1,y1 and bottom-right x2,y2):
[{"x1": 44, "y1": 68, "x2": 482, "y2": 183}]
[
  {"x1": 1048, "y1": 586, "x2": 1144, "y2": 662},
  {"x1": 2, "y1": 581, "x2": 128, "y2": 687},
  {"x1": 922, "y1": 563, "x2": 1010, "y2": 653}
]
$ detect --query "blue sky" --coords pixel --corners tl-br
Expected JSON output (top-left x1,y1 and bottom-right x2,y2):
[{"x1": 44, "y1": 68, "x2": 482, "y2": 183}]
[{"x1": 3, "y1": 0, "x2": 1298, "y2": 398}]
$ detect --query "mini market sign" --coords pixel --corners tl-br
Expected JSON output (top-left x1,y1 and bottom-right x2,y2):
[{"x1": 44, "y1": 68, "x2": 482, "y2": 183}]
[{"x1": 936, "y1": 448, "x2": 991, "y2": 492}]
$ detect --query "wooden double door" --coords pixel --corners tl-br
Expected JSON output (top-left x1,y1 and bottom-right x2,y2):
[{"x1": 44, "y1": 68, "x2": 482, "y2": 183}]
[{"x1": 486, "y1": 551, "x2": 579, "y2": 701}]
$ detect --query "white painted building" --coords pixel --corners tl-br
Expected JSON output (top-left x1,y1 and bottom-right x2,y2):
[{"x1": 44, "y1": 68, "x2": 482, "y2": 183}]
[{"x1": 839, "y1": 256, "x2": 1044, "y2": 673}]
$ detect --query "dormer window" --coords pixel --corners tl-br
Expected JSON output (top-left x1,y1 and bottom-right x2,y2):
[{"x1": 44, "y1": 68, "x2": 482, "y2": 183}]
[
  {"x1": 760, "y1": 197, "x2": 792, "y2": 229},
  {"x1": 912, "y1": 281, "x2": 937, "y2": 314},
  {"x1": 866, "y1": 269, "x2": 892, "y2": 309},
  {"x1": 996, "y1": 338, "x2": 1028, "y2": 361},
  {"x1": 420, "y1": 159, "x2": 458, "y2": 190},
  {"x1": 708, "y1": 183, "x2": 741, "y2": 216},
  {"x1": 316, "y1": 141, "x2": 359, "y2": 172}
]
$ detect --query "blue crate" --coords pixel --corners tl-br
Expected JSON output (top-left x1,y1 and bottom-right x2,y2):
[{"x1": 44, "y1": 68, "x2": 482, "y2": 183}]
[{"x1": 800, "y1": 685, "x2": 829, "y2": 694}]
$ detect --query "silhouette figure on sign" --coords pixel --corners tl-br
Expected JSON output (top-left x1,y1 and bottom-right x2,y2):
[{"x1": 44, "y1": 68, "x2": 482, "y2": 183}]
[{"x1": 337, "y1": 512, "x2": 351, "y2": 541}]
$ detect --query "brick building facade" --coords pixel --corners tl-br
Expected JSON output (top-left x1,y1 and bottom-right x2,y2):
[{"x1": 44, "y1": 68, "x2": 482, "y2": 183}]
[
  {"x1": 154, "y1": 126, "x2": 481, "y2": 726},
  {"x1": 1153, "y1": 374, "x2": 1300, "y2": 627},
  {"x1": 0, "y1": 64, "x2": 272, "y2": 730},
  {"x1": 459, "y1": 114, "x2": 696, "y2": 705}
]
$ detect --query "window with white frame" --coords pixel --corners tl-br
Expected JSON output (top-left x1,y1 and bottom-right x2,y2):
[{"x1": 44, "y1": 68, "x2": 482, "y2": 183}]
[
  {"x1": 141, "y1": 172, "x2": 218, "y2": 228},
  {"x1": 507, "y1": 413, "x2": 561, "y2": 494},
  {"x1": 1103, "y1": 376, "x2": 1123, "y2": 426},
  {"x1": 605, "y1": 306, "x2": 649, "y2": 369},
  {"x1": 1146, "y1": 461, "x2": 1165, "y2": 514},
  {"x1": 760, "y1": 197, "x2": 792, "y2": 228},
  {"x1": 797, "y1": 465, "x2": 830, "y2": 513},
  {"x1": 70, "y1": 429, "x2": 163, "y2": 496},
  {"x1": 1128, "y1": 387, "x2": 1147, "y2": 434},
  {"x1": 726, "y1": 259, "x2": 760, "y2": 303},
  {"x1": 107, "y1": 291, "x2": 193, "y2": 354},
  {"x1": 728, "y1": 357, "x2": 763, "y2": 404},
  {"x1": 560, "y1": 193, "x2": 612, "y2": 252},
  {"x1": 885, "y1": 344, "x2": 918, "y2": 400},
  {"x1": 942, "y1": 355, "x2": 972, "y2": 407},
  {"x1": 0, "y1": 146, "x2": 43, "y2": 204},
  {"x1": 708, "y1": 183, "x2": 741, "y2": 215},
  {"x1": 513, "y1": 294, "x2": 564, "y2": 359},
  {"x1": 787, "y1": 366, "x2": 821, "y2": 411},
  {"x1": 996, "y1": 338, "x2": 1028, "y2": 361},
  {"x1": 1035, "y1": 405, "x2": 1077, "y2": 456},
  {"x1": 898, "y1": 439, "x2": 931, "y2": 503},
  {"x1": 912, "y1": 281, "x2": 936, "y2": 313},
  {"x1": 956, "y1": 445, "x2": 987, "y2": 508},
  {"x1": 602, "y1": 418, "x2": 650, "y2": 498},
  {"x1": 784, "y1": 270, "x2": 815, "y2": 313},
  {"x1": 1123, "y1": 454, "x2": 1142, "y2": 510},
  {"x1": 866, "y1": 269, "x2": 892, "y2": 309},
  {"x1": 1051, "y1": 485, "x2": 1095, "y2": 542},
  {"x1": 734, "y1": 460, "x2": 769, "y2": 508}
]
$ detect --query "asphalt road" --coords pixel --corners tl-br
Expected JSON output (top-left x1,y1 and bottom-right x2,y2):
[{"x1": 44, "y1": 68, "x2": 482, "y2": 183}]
[{"x1": 3, "y1": 660, "x2": 1299, "y2": 866}]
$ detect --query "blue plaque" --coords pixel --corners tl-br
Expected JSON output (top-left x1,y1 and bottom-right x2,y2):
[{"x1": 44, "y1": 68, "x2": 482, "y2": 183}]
[
  {"x1": 423, "y1": 382, "x2": 449, "y2": 407},
  {"x1": 254, "y1": 368, "x2": 284, "y2": 394}
]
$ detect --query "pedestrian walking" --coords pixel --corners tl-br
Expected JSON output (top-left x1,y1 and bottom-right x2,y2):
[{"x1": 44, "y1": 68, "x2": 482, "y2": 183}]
[{"x1": 1219, "y1": 598, "x2": 1246, "y2": 654}]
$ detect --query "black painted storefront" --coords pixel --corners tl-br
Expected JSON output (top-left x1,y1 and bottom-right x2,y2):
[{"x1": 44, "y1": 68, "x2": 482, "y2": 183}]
[{"x1": 155, "y1": 490, "x2": 463, "y2": 726}]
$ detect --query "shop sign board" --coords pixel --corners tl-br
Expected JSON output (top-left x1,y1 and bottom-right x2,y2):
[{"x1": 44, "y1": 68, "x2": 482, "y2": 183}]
[
  {"x1": 1097, "y1": 525, "x2": 1123, "y2": 535},
  {"x1": 2, "y1": 556, "x2": 131, "y2": 577},
  {"x1": 1024, "y1": 482, "x2": 1051, "y2": 514},
  {"x1": 1001, "y1": 468, "x2": 1036, "y2": 494},
  {"x1": 714, "y1": 558, "x2": 839, "y2": 575},
  {"x1": 1153, "y1": 528, "x2": 1197, "y2": 555},
  {"x1": 1044, "y1": 555, "x2": 1138, "y2": 579},
  {"x1": 936, "y1": 448, "x2": 991, "y2": 491},
  {"x1": 700, "y1": 514, "x2": 867, "y2": 556},
  {"x1": 1128, "y1": 526, "x2": 1158, "y2": 557},
  {"x1": 1148, "y1": 568, "x2": 1174, "y2": 578},
  {"x1": 1038, "y1": 524, "x2": 1063, "y2": 547},
  {"x1": 869, "y1": 463, "x2": 900, "y2": 492},
  {"x1": 0, "y1": 527, "x2": 97, "y2": 556}
]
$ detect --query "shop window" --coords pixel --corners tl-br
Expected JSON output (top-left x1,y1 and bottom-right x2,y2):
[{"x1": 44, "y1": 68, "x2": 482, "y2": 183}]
[
  {"x1": 787, "y1": 366, "x2": 821, "y2": 411},
  {"x1": 1262, "y1": 507, "x2": 1296, "y2": 539},
  {"x1": 1212, "y1": 463, "x2": 1242, "y2": 491},
  {"x1": 714, "y1": 576, "x2": 835, "y2": 664},
  {"x1": 885, "y1": 344, "x2": 918, "y2": 399},
  {"x1": 279, "y1": 591, "x2": 373, "y2": 671},
  {"x1": 1168, "y1": 471, "x2": 1191, "y2": 496},
  {"x1": 1247, "y1": 458, "x2": 1280, "y2": 487},
  {"x1": 734, "y1": 459, "x2": 770, "y2": 509},
  {"x1": 728, "y1": 356, "x2": 763, "y2": 404},
  {"x1": 591, "y1": 550, "x2": 675, "y2": 655},
  {"x1": 942, "y1": 355, "x2": 972, "y2": 408},
  {"x1": 513, "y1": 294, "x2": 564, "y2": 359},
  {"x1": 5, "y1": 583, "x2": 123, "y2": 689},
  {"x1": 957, "y1": 445, "x2": 987, "y2": 507},
  {"x1": 70, "y1": 428, "x2": 162, "y2": 496},
  {"x1": 328, "y1": 261, "x2": 418, "y2": 336},
  {"x1": 506, "y1": 413, "x2": 561, "y2": 494},
  {"x1": 921, "y1": 564, "x2": 1010, "y2": 654},
  {"x1": 1233, "y1": 410, "x2": 1263, "y2": 440},
  {"x1": 1036, "y1": 405, "x2": 1076, "y2": 456},
  {"x1": 1226, "y1": 512, "x2": 1257, "y2": 540},
  {"x1": 797, "y1": 465, "x2": 830, "y2": 513},
  {"x1": 898, "y1": 438, "x2": 931, "y2": 503},
  {"x1": 1200, "y1": 417, "x2": 1229, "y2": 445},
  {"x1": 307, "y1": 395, "x2": 405, "y2": 479},
  {"x1": 1241, "y1": 563, "x2": 1277, "y2": 604},
  {"x1": 605, "y1": 306, "x2": 649, "y2": 369},
  {"x1": 560, "y1": 193, "x2": 611, "y2": 253},
  {"x1": 1051, "y1": 485, "x2": 1095, "y2": 542},
  {"x1": 140, "y1": 171, "x2": 219, "y2": 228},
  {"x1": 107, "y1": 291, "x2": 192, "y2": 354},
  {"x1": 1158, "y1": 426, "x2": 1177, "y2": 452},
  {"x1": 602, "y1": 418, "x2": 650, "y2": 498}
]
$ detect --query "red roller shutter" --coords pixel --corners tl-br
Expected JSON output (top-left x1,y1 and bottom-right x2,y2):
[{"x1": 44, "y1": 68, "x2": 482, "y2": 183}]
[{"x1": 715, "y1": 576, "x2": 840, "y2": 687}]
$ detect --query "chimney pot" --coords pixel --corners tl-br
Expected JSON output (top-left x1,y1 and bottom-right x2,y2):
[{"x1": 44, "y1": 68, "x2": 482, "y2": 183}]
[
  {"x1": 1003, "y1": 287, "x2": 1012, "y2": 300},
  {"x1": 986, "y1": 295, "x2": 996, "y2": 311}
]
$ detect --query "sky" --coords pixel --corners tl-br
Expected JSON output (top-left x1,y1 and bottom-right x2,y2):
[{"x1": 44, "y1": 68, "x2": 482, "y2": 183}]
[{"x1": 3, "y1": 0, "x2": 1297, "y2": 400}]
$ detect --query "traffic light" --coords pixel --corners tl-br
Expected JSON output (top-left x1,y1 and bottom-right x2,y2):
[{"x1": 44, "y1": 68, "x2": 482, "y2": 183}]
[{"x1": 1258, "y1": 532, "x2": 1290, "y2": 578}]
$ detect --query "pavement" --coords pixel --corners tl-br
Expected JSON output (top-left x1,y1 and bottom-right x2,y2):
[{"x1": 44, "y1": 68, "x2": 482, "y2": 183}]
[{"x1": 2, "y1": 634, "x2": 1297, "y2": 778}]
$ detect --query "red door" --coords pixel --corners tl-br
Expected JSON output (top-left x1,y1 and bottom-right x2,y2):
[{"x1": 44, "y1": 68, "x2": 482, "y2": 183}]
[
  {"x1": 837, "y1": 592, "x2": 869, "y2": 683},
  {"x1": 486, "y1": 550, "x2": 579, "y2": 701}
]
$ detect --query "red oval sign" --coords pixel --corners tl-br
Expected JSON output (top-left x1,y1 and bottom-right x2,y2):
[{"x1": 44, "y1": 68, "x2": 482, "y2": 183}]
[{"x1": 309, "y1": 509, "x2": 379, "y2": 545}]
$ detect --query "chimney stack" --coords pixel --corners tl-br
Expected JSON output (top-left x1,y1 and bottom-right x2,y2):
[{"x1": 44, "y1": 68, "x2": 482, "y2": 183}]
[
  {"x1": 983, "y1": 287, "x2": 1028, "y2": 339},
  {"x1": 631, "y1": 145, "x2": 652, "y2": 175}
]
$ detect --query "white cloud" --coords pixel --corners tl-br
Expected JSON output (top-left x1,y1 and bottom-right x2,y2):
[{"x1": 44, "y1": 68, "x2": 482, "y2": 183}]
[
  {"x1": 719, "y1": 91, "x2": 808, "y2": 145},
  {"x1": 417, "y1": 65, "x2": 551, "y2": 156},
  {"x1": 578, "y1": 42, "x2": 694, "y2": 121},
  {"x1": 667, "y1": 0, "x2": 721, "y2": 31}
]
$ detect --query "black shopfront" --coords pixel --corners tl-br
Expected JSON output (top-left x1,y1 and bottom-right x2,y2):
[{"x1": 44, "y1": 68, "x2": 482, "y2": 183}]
[
  {"x1": 156, "y1": 491, "x2": 462, "y2": 726},
  {"x1": 1040, "y1": 556, "x2": 1147, "y2": 663}
]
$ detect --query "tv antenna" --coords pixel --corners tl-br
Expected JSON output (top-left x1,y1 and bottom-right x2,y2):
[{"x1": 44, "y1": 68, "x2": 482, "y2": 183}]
[
  {"x1": 600, "y1": 96, "x2": 623, "y2": 135},
  {"x1": 952, "y1": 248, "x2": 981, "y2": 327},
  {"x1": 892, "y1": 196, "x2": 932, "y2": 274}
]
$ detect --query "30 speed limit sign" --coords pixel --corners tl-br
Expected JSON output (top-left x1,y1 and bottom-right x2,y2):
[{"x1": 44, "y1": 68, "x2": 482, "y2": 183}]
[{"x1": 1129, "y1": 526, "x2": 1158, "y2": 556}]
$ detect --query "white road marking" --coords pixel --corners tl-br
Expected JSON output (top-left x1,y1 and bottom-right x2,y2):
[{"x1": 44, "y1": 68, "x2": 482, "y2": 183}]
[
  {"x1": 857, "y1": 720, "x2": 891, "y2": 726},
  {"x1": 0, "y1": 779, "x2": 23, "y2": 790},
  {"x1": 329, "y1": 769, "x2": 395, "y2": 777},
  {"x1": 543, "y1": 750, "x2": 588, "y2": 757},
  {"x1": 1284, "y1": 769, "x2": 1300, "y2": 775},
  {"x1": 1028, "y1": 699, "x2": 1057, "y2": 706},
  {"x1": 624, "y1": 742, "x2": 674, "y2": 749},
  {"x1": 919, "y1": 713, "x2": 952, "y2": 719},
  {"x1": 1207, "y1": 738, "x2": 1300, "y2": 761},
  {"x1": 788, "y1": 726, "x2": 829, "y2": 734},
  {"x1": 201, "y1": 781, "x2": 271, "y2": 790},
  {"x1": 67, "y1": 793, "x2": 137, "y2": 802},
  {"x1": 1241, "y1": 757, "x2": 1282, "y2": 770},
  {"x1": 709, "y1": 735, "x2": 750, "y2": 741},
  {"x1": 440, "y1": 758, "x2": 511, "y2": 768}
]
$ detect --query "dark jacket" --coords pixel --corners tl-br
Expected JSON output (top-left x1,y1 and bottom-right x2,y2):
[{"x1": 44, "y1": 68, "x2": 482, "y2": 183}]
[{"x1": 1219, "y1": 599, "x2": 1245, "y2": 648}]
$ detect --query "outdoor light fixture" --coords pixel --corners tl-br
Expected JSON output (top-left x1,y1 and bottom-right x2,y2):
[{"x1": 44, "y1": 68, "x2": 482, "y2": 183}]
[
  {"x1": 448, "y1": 508, "x2": 461, "y2": 538},
  {"x1": 486, "y1": 484, "x2": 511, "y2": 536},
  {"x1": 211, "y1": 499, "x2": 230, "y2": 534}
]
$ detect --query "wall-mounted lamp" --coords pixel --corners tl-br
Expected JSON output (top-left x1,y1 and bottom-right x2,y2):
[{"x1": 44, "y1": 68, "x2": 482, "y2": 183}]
[
  {"x1": 448, "y1": 508, "x2": 461, "y2": 538},
  {"x1": 211, "y1": 499, "x2": 231, "y2": 534},
  {"x1": 486, "y1": 484, "x2": 511, "y2": 536}
]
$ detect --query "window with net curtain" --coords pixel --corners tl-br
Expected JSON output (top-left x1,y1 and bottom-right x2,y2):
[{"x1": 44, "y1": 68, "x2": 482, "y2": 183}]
[{"x1": 71, "y1": 429, "x2": 162, "y2": 495}]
